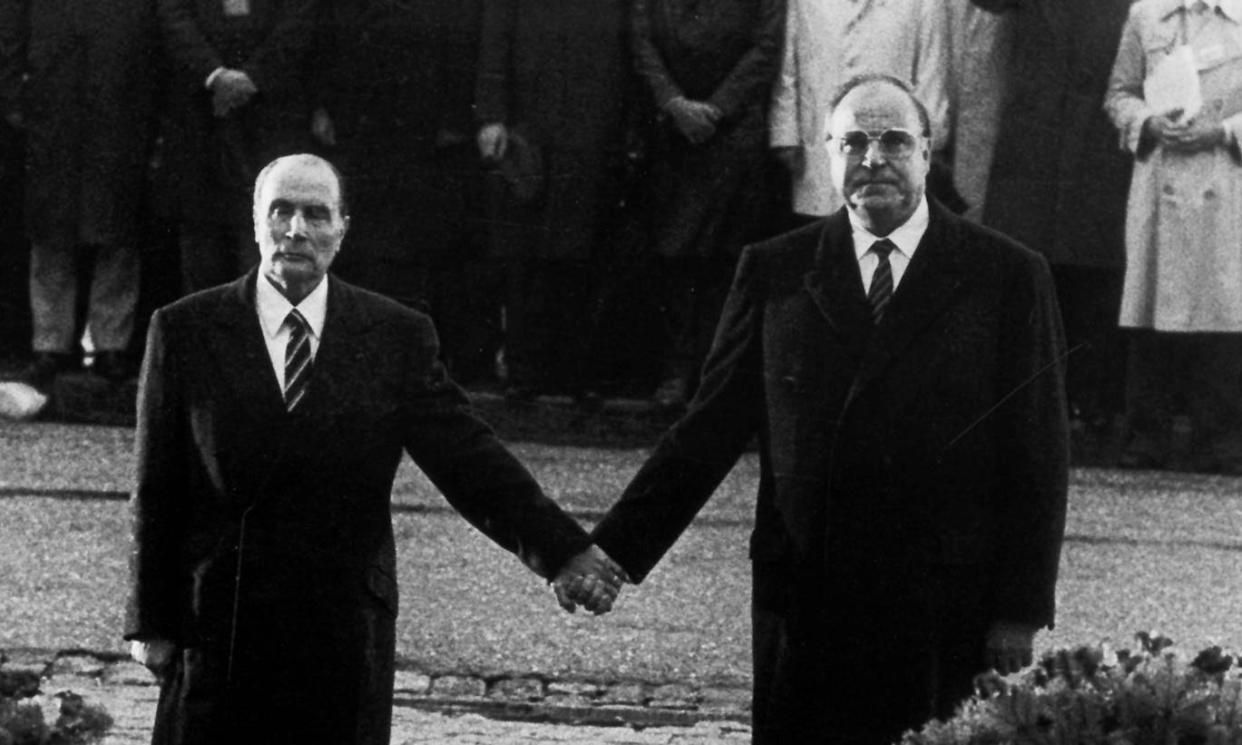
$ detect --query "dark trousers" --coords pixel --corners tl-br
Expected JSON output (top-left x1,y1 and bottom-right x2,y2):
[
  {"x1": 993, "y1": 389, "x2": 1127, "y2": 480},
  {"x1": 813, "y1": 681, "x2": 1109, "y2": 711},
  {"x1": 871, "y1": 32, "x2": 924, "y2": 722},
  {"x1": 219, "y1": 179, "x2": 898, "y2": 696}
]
[
  {"x1": 1124, "y1": 330, "x2": 1242, "y2": 458},
  {"x1": 178, "y1": 221, "x2": 258, "y2": 295},
  {"x1": 1051, "y1": 265, "x2": 1126, "y2": 424},
  {"x1": 503, "y1": 259, "x2": 593, "y2": 392},
  {"x1": 658, "y1": 256, "x2": 737, "y2": 392}
]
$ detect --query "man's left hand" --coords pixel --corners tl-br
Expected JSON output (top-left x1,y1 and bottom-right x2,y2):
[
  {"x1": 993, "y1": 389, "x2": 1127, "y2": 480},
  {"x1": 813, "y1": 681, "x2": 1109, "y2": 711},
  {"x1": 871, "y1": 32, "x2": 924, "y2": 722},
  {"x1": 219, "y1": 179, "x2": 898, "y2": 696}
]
[
  {"x1": 986, "y1": 622, "x2": 1036, "y2": 674},
  {"x1": 1161, "y1": 118, "x2": 1228, "y2": 152},
  {"x1": 551, "y1": 545, "x2": 629, "y2": 615}
]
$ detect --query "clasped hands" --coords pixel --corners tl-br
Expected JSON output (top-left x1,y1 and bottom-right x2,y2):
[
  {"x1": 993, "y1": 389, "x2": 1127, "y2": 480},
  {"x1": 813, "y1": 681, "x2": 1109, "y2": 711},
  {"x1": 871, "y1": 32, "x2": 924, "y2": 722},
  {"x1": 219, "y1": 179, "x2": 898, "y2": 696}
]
[
  {"x1": 1144, "y1": 107, "x2": 1229, "y2": 152},
  {"x1": 551, "y1": 544, "x2": 630, "y2": 615},
  {"x1": 665, "y1": 96, "x2": 722, "y2": 145},
  {"x1": 210, "y1": 68, "x2": 258, "y2": 118}
]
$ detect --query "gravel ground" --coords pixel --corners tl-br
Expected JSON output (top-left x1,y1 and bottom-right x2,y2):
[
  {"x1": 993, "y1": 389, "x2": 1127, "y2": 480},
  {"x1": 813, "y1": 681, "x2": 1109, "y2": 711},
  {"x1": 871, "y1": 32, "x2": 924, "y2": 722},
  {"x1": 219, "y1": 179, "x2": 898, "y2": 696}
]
[{"x1": 2, "y1": 421, "x2": 1241, "y2": 687}]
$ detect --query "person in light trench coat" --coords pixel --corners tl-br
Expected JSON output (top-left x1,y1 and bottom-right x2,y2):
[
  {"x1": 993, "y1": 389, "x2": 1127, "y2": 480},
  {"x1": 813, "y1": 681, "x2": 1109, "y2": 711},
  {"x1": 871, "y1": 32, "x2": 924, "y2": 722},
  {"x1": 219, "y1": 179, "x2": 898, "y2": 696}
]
[
  {"x1": 1106, "y1": 0, "x2": 1242, "y2": 471},
  {"x1": 768, "y1": 0, "x2": 950, "y2": 219}
]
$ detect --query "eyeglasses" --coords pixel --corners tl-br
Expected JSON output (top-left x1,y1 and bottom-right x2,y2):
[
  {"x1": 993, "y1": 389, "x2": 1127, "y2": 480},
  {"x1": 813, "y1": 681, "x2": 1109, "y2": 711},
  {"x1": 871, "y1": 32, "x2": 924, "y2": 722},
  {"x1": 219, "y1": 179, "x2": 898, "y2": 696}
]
[{"x1": 828, "y1": 129, "x2": 925, "y2": 160}]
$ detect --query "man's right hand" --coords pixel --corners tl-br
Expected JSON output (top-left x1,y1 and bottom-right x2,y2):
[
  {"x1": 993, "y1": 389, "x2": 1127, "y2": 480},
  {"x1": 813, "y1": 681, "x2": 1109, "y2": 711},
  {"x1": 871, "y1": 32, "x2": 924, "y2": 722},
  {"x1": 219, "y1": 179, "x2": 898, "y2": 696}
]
[
  {"x1": 477, "y1": 122, "x2": 509, "y2": 162},
  {"x1": 666, "y1": 96, "x2": 719, "y2": 145},
  {"x1": 130, "y1": 638, "x2": 177, "y2": 679},
  {"x1": 210, "y1": 69, "x2": 258, "y2": 118}
]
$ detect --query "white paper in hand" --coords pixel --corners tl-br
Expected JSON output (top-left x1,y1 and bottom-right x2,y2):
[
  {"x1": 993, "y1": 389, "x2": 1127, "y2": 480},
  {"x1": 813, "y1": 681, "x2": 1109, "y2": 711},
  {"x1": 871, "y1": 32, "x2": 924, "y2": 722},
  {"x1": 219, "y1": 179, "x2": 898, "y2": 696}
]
[
  {"x1": 0, "y1": 381, "x2": 48, "y2": 421},
  {"x1": 1145, "y1": 45, "x2": 1203, "y2": 120}
]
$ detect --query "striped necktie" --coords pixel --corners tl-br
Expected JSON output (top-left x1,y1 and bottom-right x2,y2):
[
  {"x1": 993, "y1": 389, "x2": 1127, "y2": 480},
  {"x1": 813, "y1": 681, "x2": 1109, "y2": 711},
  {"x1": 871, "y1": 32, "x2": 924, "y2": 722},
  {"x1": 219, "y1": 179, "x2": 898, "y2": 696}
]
[
  {"x1": 867, "y1": 239, "x2": 896, "y2": 324},
  {"x1": 283, "y1": 309, "x2": 313, "y2": 411}
]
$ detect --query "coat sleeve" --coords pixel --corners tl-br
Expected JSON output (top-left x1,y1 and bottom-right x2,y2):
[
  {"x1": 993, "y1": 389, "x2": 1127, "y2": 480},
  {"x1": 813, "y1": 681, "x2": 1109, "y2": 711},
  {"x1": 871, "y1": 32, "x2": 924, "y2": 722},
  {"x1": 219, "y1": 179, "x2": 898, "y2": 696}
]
[
  {"x1": 474, "y1": 0, "x2": 515, "y2": 124},
  {"x1": 768, "y1": 0, "x2": 799, "y2": 148},
  {"x1": 157, "y1": 0, "x2": 225, "y2": 84},
  {"x1": 0, "y1": 0, "x2": 26, "y2": 118},
  {"x1": 240, "y1": 0, "x2": 318, "y2": 95},
  {"x1": 988, "y1": 249, "x2": 1069, "y2": 628},
  {"x1": 125, "y1": 309, "x2": 191, "y2": 642},
  {"x1": 1105, "y1": 7, "x2": 1154, "y2": 156},
  {"x1": 630, "y1": 0, "x2": 683, "y2": 109},
  {"x1": 913, "y1": 0, "x2": 952, "y2": 154},
  {"x1": 592, "y1": 246, "x2": 767, "y2": 583},
  {"x1": 704, "y1": 0, "x2": 786, "y2": 122},
  {"x1": 399, "y1": 316, "x2": 592, "y2": 580}
]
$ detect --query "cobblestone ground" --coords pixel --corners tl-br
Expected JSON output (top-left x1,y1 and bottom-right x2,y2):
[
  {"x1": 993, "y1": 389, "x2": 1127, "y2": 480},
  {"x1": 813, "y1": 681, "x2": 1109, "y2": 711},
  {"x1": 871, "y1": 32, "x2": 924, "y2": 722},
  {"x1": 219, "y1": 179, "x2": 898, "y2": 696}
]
[{"x1": 4, "y1": 652, "x2": 752, "y2": 745}]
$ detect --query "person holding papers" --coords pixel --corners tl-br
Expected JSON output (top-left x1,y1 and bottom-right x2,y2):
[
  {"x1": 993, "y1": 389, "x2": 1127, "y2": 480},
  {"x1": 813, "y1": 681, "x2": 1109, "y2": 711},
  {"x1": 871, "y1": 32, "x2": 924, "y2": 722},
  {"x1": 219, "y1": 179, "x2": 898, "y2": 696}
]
[{"x1": 1106, "y1": 0, "x2": 1242, "y2": 473}]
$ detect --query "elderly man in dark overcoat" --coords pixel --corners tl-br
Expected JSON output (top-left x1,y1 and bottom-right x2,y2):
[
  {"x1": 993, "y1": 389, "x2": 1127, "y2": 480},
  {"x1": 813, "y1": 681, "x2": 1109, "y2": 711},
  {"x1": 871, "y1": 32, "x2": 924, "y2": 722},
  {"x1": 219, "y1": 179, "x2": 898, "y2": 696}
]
[
  {"x1": 124, "y1": 153, "x2": 623, "y2": 745},
  {"x1": 588, "y1": 75, "x2": 1070, "y2": 744}
]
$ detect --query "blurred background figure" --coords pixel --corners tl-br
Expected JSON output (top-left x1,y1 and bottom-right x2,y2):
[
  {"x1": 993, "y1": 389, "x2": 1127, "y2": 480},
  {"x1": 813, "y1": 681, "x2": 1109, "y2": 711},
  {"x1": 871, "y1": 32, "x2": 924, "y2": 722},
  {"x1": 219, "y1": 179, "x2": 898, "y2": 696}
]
[
  {"x1": 943, "y1": 0, "x2": 1013, "y2": 223},
  {"x1": 0, "y1": 0, "x2": 158, "y2": 391},
  {"x1": 1106, "y1": 0, "x2": 1242, "y2": 473},
  {"x1": 475, "y1": 0, "x2": 630, "y2": 403},
  {"x1": 982, "y1": 0, "x2": 1133, "y2": 437},
  {"x1": 157, "y1": 0, "x2": 317, "y2": 295},
  {"x1": 769, "y1": 0, "x2": 949, "y2": 222},
  {"x1": 313, "y1": 0, "x2": 496, "y2": 385},
  {"x1": 633, "y1": 0, "x2": 784, "y2": 409}
]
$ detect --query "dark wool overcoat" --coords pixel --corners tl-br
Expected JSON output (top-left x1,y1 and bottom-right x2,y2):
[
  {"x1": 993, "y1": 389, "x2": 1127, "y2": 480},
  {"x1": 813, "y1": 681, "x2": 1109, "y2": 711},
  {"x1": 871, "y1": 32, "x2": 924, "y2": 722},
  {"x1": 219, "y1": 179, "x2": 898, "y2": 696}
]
[
  {"x1": 156, "y1": 0, "x2": 317, "y2": 227},
  {"x1": 593, "y1": 202, "x2": 1070, "y2": 744},
  {"x1": 982, "y1": 0, "x2": 1133, "y2": 268},
  {"x1": 0, "y1": 0, "x2": 157, "y2": 250},
  {"x1": 474, "y1": 0, "x2": 631, "y2": 261},
  {"x1": 124, "y1": 272, "x2": 592, "y2": 745},
  {"x1": 631, "y1": 0, "x2": 784, "y2": 260}
]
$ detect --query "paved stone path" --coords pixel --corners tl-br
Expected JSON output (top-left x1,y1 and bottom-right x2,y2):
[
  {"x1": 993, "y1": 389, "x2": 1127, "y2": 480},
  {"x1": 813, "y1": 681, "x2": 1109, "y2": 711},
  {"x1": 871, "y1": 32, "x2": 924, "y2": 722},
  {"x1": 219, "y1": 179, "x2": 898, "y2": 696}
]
[{"x1": 2, "y1": 649, "x2": 752, "y2": 744}]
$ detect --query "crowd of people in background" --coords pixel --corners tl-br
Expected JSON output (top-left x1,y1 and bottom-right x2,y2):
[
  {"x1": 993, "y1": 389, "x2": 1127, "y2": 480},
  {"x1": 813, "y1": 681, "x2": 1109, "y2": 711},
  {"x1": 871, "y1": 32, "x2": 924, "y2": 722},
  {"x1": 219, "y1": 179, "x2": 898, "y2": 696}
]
[{"x1": 0, "y1": 0, "x2": 1239, "y2": 472}]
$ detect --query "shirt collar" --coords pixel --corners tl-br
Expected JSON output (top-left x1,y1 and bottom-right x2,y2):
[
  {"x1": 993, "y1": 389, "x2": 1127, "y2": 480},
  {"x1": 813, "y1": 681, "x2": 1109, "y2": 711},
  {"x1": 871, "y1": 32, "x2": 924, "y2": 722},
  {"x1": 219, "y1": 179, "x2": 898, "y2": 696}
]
[
  {"x1": 1172, "y1": 0, "x2": 1238, "y2": 20},
  {"x1": 256, "y1": 273, "x2": 329, "y2": 341},
  {"x1": 850, "y1": 196, "x2": 930, "y2": 261}
]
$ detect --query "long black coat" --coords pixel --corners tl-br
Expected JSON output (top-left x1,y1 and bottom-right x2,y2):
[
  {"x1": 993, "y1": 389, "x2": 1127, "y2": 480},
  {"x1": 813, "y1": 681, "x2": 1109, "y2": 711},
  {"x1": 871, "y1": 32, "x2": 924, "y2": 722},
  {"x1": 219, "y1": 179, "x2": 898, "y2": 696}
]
[
  {"x1": 314, "y1": 0, "x2": 482, "y2": 301},
  {"x1": 125, "y1": 272, "x2": 592, "y2": 745},
  {"x1": 475, "y1": 0, "x2": 630, "y2": 261},
  {"x1": 0, "y1": 0, "x2": 157, "y2": 250},
  {"x1": 631, "y1": 0, "x2": 784, "y2": 259},
  {"x1": 982, "y1": 0, "x2": 1132, "y2": 268},
  {"x1": 593, "y1": 203, "x2": 1069, "y2": 743},
  {"x1": 156, "y1": 0, "x2": 317, "y2": 227}
]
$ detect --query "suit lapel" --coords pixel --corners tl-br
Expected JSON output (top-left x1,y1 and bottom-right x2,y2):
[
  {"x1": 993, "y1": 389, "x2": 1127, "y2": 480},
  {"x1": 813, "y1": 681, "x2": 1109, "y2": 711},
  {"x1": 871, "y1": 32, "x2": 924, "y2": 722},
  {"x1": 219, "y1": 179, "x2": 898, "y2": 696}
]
[
  {"x1": 844, "y1": 203, "x2": 971, "y2": 409},
  {"x1": 288, "y1": 278, "x2": 378, "y2": 431},
  {"x1": 802, "y1": 210, "x2": 873, "y2": 361},
  {"x1": 204, "y1": 270, "x2": 287, "y2": 422}
]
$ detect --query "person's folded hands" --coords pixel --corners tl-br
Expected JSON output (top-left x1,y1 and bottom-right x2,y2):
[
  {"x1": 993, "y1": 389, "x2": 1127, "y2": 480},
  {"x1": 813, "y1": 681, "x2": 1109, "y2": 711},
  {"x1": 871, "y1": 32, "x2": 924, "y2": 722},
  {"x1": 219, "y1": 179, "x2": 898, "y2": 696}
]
[{"x1": 551, "y1": 544, "x2": 630, "y2": 615}]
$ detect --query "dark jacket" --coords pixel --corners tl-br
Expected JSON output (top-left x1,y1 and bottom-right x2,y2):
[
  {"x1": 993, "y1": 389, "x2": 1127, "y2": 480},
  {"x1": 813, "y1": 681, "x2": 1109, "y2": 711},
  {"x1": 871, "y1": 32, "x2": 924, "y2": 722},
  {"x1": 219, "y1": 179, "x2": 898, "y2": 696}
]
[
  {"x1": 631, "y1": 0, "x2": 785, "y2": 259},
  {"x1": 0, "y1": 0, "x2": 157, "y2": 249},
  {"x1": 156, "y1": 0, "x2": 317, "y2": 225},
  {"x1": 592, "y1": 202, "x2": 1069, "y2": 742},
  {"x1": 125, "y1": 272, "x2": 592, "y2": 745},
  {"x1": 983, "y1": 0, "x2": 1132, "y2": 268}
]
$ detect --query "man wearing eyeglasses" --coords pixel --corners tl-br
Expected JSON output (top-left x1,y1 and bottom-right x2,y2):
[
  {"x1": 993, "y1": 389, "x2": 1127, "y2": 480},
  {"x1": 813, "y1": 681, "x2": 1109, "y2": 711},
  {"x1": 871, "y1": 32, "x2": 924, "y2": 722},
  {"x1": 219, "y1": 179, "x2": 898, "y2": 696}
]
[{"x1": 583, "y1": 74, "x2": 1070, "y2": 744}]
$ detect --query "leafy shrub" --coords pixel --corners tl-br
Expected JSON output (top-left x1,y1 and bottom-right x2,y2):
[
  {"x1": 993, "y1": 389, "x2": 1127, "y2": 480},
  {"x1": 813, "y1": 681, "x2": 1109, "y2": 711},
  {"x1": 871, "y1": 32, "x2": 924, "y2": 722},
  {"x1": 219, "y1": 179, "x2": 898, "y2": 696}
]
[{"x1": 903, "y1": 633, "x2": 1242, "y2": 745}]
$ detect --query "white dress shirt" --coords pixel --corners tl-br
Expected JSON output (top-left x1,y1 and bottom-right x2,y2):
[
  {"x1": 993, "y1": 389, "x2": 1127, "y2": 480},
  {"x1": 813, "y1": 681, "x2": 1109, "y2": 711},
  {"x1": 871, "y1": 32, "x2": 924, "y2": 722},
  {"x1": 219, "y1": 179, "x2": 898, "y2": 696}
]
[
  {"x1": 850, "y1": 197, "x2": 930, "y2": 295},
  {"x1": 256, "y1": 275, "x2": 328, "y2": 390}
]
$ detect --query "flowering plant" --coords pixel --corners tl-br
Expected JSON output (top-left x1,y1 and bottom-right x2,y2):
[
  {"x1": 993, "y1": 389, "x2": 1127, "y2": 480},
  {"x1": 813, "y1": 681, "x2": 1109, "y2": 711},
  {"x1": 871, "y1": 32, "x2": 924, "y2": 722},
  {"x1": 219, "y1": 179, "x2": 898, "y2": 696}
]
[
  {"x1": 902, "y1": 633, "x2": 1242, "y2": 745},
  {"x1": 0, "y1": 691, "x2": 112, "y2": 745}
]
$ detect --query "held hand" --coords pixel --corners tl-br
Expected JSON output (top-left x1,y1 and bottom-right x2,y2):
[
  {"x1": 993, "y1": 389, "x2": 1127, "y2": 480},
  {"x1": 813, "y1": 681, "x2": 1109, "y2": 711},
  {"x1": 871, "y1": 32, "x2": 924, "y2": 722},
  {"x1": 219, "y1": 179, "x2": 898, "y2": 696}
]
[
  {"x1": 130, "y1": 638, "x2": 177, "y2": 680},
  {"x1": 551, "y1": 544, "x2": 630, "y2": 615},
  {"x1": 1163, "y1": 118, "x2": 1228, "y2": 152},
  {"x1": 985, "y1": 622, "x2": 1036, "y2": 675},
  {"x1": 210, "y1": 69, "x2": 258, "y2": 117},
  {"x1": 311, "y1": 106, "x2": 336, "y2": 147},
  {"x1": 666, "y1": 97, "x2": 718, "y2": 145},
  {"x1": 477, "y1": 122, "x2": 509, "y2": 161}
]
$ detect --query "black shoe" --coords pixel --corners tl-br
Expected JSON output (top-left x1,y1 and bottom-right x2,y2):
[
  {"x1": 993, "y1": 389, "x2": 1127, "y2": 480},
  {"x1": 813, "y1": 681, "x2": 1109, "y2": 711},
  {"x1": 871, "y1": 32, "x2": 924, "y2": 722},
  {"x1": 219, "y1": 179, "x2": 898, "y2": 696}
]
[
  {"x1": 17, "y1": 352, "x2": 76, "y2": 392},
  {"x1": 92, "y1": 351, "x2": 134, "y2": 383},
  {"x1": 573, "y1": 389, "x2": 605, "y2": 413}
]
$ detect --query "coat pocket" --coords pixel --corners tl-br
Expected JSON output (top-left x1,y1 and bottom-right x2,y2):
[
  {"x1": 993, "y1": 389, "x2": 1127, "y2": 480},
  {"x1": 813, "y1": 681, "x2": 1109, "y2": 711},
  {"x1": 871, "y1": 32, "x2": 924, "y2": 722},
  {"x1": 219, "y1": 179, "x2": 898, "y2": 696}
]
[{"x1": 364, "y1": 566, "x2": 398, "y2": 617}]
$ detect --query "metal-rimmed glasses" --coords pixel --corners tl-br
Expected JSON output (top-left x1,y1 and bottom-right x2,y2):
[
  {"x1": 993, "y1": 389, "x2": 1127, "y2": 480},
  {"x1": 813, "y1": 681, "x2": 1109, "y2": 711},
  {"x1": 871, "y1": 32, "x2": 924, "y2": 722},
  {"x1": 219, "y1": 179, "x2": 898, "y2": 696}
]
[{"x1": 827, "y1": 128, "x2": 926, "y2": 160}]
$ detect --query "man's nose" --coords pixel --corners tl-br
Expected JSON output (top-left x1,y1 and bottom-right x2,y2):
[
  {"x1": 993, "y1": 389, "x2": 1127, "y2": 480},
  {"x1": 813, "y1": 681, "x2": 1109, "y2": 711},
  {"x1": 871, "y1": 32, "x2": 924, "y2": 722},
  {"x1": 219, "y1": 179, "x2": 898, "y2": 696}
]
[
  {"x1": 860, "y1": 140, "x2": 888, "y2": 168},
  {"x1": 286, "y1": 210, "x2": 308, "y2": 237}
]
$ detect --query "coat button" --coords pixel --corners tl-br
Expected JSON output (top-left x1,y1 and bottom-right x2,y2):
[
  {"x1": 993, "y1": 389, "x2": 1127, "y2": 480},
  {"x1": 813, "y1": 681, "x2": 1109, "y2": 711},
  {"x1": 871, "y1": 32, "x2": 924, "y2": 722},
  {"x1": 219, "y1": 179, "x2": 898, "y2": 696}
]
[
  {"x1": 1163, "y1": 184, "x2": 1176, "y2": 195},
  {"x1": 1204, "y1": 188, "x2": 1217, "y2": 200}
]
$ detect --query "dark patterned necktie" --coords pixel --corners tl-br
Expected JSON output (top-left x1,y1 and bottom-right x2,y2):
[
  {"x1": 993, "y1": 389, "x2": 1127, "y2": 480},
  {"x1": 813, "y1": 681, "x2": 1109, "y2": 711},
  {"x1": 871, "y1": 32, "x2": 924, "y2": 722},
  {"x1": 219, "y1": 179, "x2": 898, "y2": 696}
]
[
  {"x1": 867, "y1": 239, "x2": 896, "y2": 324},
  {"x1": 283, "y1": 309, "x2": 313, "y2": 411}
]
